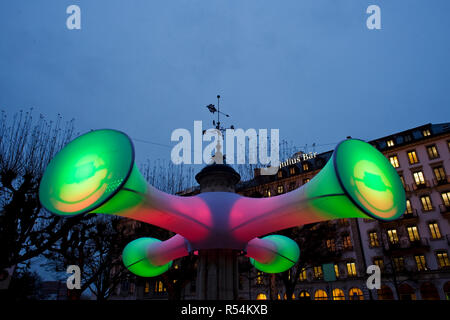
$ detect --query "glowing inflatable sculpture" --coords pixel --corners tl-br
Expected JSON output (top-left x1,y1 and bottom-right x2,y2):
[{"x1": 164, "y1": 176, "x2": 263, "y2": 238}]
[{"x1": 39, "y1": 129, "x2": 405, "y2": 277}]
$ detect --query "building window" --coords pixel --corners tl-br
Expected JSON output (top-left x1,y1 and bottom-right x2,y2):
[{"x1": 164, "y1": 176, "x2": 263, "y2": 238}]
[
  {"x1": 326, "y1": 239, "x2": 336, "y2": 252},
  {"x1": 144, "y1": 281, "x2": 150, "y2": 294},
  {"x1": 298, "y1": 290, "x2": 310, "y2": 300},
  {"x1": 369, "y1": 232, "x2": 380, "y2": 247},
  {"x1": 387, "y1": 139, "x2": 395, "y2": 147},
  {"x1": 399, "y1": 174, "x2": 406, "y2": 187},
  {"x1": 433, "y1": 166, "x2": 446, "y2": 183},
  {"x1": 420, "y1": 195, "x2": 433, "y2": 211},
  {"x1": 387, "y1": 229, "x2": 399, "y2": 244},
  {"x1": 256, "y1": 293, "x2": 267, "y2": 300},
  {"x1": 373, "y1": 258, "x2": 384, "y2": 271},
  {"x1": 428, "y1": 222, "x2": 442, "y2": 239},
  {"x1": 155, "y1": 280, "x2": 166, "y2": 293},
  {"x1": 334, "y1": 264, "x2": 340, "y2": 278},
  {"x1": 289, "y1": 167, "x2": 295, "y2": 175},
  {"x1": 277, "y1": 185, "x2": 284, "y2": 194},
  {"x1": 343, "y1": 235, "x2": 352, "y2": 249},
  {"x1": 332, "y1": 288, "x2": 345, "y2": 300},
  {"x1": 422, "y1": 129, "x2": 431, "y2": 137},
  {"x1": 314, "y1": 289, "x2": 328, "y2": 300},
  {"x1": 413, "y1": 171, "x2": 426, "y2": 186},
  {"x1": 426, "y1": 145, "x2": 439, "y2": 160},
  {"x1": 407, "y1": 150, "x2": 419, "y2": 165},
  {"x1": 404, "y1": 134, "x2": 412, "y2": 142},
  {"x1": 349, "y1": 288, "x2": 364, "y2": 300},
  {"x1": 256, "y1": 272, "x2": 264, "y2": 285},
  {"x1": 436, "y1": 251, "x2": 450, "y2": 269},
  {"x1": 288, "y1": 182, "x2": 296, "y2": 191},
  {"x1": 277, "y1": 171, "x2": 283, "y2": 178},
  {"x1": 346, "y1": 262, "x2": 357, "y2": 277},
  {"x1": 442, "y1": 192, "x2": 450, "y2": 207},
  {"x1": 407, "y1": 226, "x2": 420, "y2": 242},
  {"x1": 415, "y1": 255, "x2": 428, "y2": 271},
  {"x1": 303, "y1": 178, "x2": 310, "y2": 184},
  {"x1": 389, "y1": 155, "x2": 400, "y2": 168},
  {"x1": 405, "y1": 199, "x2": 413, "y2": 214},
  {"x1": 393, "y1": 257, "x2": 405, "y2": 272},
  {"x1": 313, "y1": 266, "x2": 323, "y2": 279},
  {"x1": 299, "y1": 268, "x2": 307, "y2": 281}
]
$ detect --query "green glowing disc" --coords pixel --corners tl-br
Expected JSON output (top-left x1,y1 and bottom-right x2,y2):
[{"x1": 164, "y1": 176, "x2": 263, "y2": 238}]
[
  {"x1": 250, "y1": 235, "x2": 300, "y2": 273},
  {"x1": 39, "y1": 129, "x2": 134, "y2": 216},
  {"x1": 334, "y1": 139, "x2": 405, "y2": 221},
  {"x1": 122, "y1": 238, "x2": 172, "y2": 277}
]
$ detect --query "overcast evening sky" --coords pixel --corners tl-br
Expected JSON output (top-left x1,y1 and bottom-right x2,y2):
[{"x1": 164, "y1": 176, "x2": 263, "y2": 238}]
[{"x1": 1, "y1": 0, "x2": 450, "y2": 168}]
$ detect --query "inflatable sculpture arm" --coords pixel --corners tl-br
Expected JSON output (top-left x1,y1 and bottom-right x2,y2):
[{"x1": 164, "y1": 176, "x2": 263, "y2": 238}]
[{"x1": 39, "y1": 129, "x2": 405, "y2": 276}]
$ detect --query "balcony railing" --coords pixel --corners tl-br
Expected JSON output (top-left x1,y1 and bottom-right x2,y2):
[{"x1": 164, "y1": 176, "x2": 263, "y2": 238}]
[
  {"x1": 383, "y1": 238, "x2": 429, "y2": 252},
  {"x1": 439, "y1": 204, "x2": 450, "y2": 215},
  {"x1": 411, "y1": 180, "x2": 431, "y2": 191},
  {"x1": 402, "y1": 209, "x2": 418, "y2": 219},
  {"x1": 432, "y1": 175, "x2": 450, "y2": 187}
]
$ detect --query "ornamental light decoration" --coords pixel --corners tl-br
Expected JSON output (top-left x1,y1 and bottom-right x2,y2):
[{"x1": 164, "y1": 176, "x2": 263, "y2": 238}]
[{"x1": 39, "y1": 129, "x2": 405, "y2": 276}]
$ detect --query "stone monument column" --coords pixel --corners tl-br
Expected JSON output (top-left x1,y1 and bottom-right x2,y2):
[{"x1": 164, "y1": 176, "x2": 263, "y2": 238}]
[{"x1": 194, "y1": 164, "x2": 241, "y2": 300}]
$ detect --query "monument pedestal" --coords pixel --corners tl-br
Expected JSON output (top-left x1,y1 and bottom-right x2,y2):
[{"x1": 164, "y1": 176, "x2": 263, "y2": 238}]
[
  {"x1": 194, "y1": 164, "x2": 241, "y2": 300},
  {"x1": 196, "y1": 249, "x2": 239, "y2": 300}
]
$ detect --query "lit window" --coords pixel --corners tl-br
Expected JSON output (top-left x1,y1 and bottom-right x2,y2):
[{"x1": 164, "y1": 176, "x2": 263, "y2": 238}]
[
  {"x1": 436, "y1": 251, "x2": 450, "y2": 269},
  {"x1": 343, "y1": 235, "x2": 352, "y2": 249},
  {"x1": 313, "y1": 266, "x2": 323, "y2": 279},
  {"x1": 426, "y1": 145, "x2": 439, "y2": 159},
  {"x1": 299, "y1": 268, "x2": 307, "y2": 281},
  {"x1": 332, "y1": 288, "x2": 345, "y2": 300},
  {"x1": 407, "y1": 150, "x2": 419, "y2": 164},
  {"x1": 334, "y1": 264, "x2": 340, "y2": 278},
  {"x1": 303, "y1": 178, "x2": 310, "y2": 184},
  {"x1": 415, "y1": 255, "x2": 427, "y2": 271},
  {"x1": 422, "y1": 129, "x2": 431, "y2": 137},
  {"x1": 299, "y1": 291, "x2": 310, "y2": 300},
  {"x1": 369, "y1": 232, "x2": 380, "y2": 247},
  {"x1": 144, "y1": 281, "x2": 150, "y2": 293},
  {"x1": 407, "y1": 226, "x2": 420, "y2": 242},
  {"x1": 442, "y1": 192, "x2": 450, "y2": 207},
  {"x1": 303, "y1": 163, "x2": 309, "y2": 171},
  {"x1": 349, "y1": 288, "x2": 364, "y2": 300},
  {"x1": 420, "y1": 195, "x2": 433, "y2": 211},
  {"x1": 387, "y1": 139, "x2": 395, "y2": 147},
  {"x1": 256, "y1": 293, "x2": 267, "y2": 300},
  {"x1": 413, "y1": 171, "x2": 425, "y2": 186},
  {"x1": 289, "y1": 167, "x2": 295, "y2": 175},
  {"x1": 389, "y1": 155, "x2": 400, "y2": 168},
  {"x1": 314, "y1": 289, "x2": 328, "y2": 300},
  {"x1": 346, "y1": 262, "x2": 357, "y2": 277},
  {"x1": 373, "y1": 258, "x2": 384, "y2": 271},
  {"x1": 433, "y1": 166, "x2": 446, "y2": 183},
  {"x1": 155, "y1": 280, "x2": 166, "y2": 293},
  {"x1": 277, "y1": 185, "x2": 284, "y2": 194},
  {"x1": 326, "y1": 239, "x2": 336, "y2": 252},
  {"x1": 405, "y1": 199, "x2": 413, "y2": 214},
  {"x1": 428, "y1": 222, "x2": 442, "y2": 239},
  {"x1": 277, "y1": 171, "x2": 282, "y2": 178},
  {"x1": 387, "y1": 229, "x2": 399, "y2": 244},
  {"x1": 393, "y1": 257, "x2": 405, "y2": 272},
  {"x1": 256, "y1": 272, "x2": 264, "y2": 285},
  {"x1": 399, "y1": 175, "x2": 406, "y2": 187}
]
